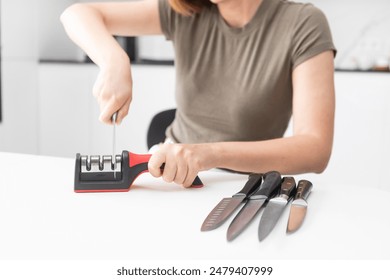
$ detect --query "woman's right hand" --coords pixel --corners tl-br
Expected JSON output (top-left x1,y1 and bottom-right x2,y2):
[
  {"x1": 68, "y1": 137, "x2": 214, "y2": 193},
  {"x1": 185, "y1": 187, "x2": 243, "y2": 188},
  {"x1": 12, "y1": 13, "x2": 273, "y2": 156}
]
[
  {"x1": 92, "y1": 56, "x2": 133, "y2": 125},
  {"x1": 60, "y1": 0, "x2": 162, "y2": 124}
]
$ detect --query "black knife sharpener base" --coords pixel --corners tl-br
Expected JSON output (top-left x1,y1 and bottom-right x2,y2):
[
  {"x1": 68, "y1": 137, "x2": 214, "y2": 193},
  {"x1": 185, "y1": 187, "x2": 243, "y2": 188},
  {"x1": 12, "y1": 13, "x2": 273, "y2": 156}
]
[{"x1": 74, "y1": 150, "x2": 148, "y2": 193}]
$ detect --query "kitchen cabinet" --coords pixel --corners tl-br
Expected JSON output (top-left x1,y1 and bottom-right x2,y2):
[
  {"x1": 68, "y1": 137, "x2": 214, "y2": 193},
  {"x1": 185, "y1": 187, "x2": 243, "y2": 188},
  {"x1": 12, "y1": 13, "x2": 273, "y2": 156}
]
[{"x1": 0, "y1": 0, "x2": 39, "y2": 154}]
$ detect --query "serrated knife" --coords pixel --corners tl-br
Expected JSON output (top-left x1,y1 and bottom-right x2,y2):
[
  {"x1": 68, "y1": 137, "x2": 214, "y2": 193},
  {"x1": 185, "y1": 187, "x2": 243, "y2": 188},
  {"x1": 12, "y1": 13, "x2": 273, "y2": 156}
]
[
  {"x1": 226, "y1": 171, "x2": 282, "y2": 241},
  {"x1": 201, "y1": 173, "x2": 263, "y2": 231},
  {"x1": 286, "y1": 179, "x2": 313, "y2": 234},
  {"x1": 258, "y1": 177, "x2": 296, "y2": 241}
]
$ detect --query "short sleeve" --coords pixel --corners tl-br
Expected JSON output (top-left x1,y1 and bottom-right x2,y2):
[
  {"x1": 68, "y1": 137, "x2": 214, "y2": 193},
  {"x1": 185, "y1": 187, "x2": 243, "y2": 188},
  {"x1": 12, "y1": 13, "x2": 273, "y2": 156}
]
[
  {"x1": 158, "y1": 0, "x2": 176, "y2": 40},
  {"x1": 291, "y1": 4, "x2": 337, "y2": 69}
]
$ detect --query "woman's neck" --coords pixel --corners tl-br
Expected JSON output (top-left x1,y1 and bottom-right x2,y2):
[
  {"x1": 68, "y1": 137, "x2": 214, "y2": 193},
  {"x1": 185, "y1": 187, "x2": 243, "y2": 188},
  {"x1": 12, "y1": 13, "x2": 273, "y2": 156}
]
[{"x1": 216, "y1": 0, "x2": 264, "y2": 28}]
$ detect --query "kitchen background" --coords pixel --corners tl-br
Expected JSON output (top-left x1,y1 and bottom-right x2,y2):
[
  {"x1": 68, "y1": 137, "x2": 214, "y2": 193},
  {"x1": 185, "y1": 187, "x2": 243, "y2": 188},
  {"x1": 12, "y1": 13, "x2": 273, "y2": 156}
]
[{"x1": 0, "y1": 0, "x2": 389, "y2": 189}]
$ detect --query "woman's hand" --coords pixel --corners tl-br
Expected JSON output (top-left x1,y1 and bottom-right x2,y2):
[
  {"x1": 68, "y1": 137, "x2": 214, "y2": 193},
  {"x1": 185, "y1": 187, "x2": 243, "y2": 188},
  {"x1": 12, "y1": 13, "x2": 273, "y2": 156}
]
[
  {"x1": 93, "y1": 57, "x2": 133, "y2": 124},
  {"x1": 148, "y1": 143, "x2": 217, "y2": 188},
  {"x1": 61, "y1": 1, "x2": 162, "y2": 125}
]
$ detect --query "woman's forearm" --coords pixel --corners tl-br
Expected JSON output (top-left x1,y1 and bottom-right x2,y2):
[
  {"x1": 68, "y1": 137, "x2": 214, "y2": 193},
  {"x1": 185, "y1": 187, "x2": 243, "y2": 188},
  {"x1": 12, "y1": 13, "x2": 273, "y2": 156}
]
[
  {"x1": 207, "y1": 134, "x2": 332, "y2": 175},
  {"x1": 149, "y1": 134, "x2": 332, "y2": 187},
  {"x1": 60, "y1": 3, "x2": 128, "y2": 68}
]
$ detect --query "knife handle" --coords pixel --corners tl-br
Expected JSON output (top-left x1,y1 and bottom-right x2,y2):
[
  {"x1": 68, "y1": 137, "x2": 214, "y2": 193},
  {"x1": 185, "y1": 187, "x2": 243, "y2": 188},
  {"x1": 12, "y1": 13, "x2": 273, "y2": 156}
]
[
  {"x1": 280, "y1": 177, "x2": 296, "y2": 198},
  {"x1": 295, "y1": 180, "x2": 313, "y2": 200},
  {"x1": 250, "y1": 171, "x2": 281, "y2": 199},
  {"x1": 233, "y1": 173, "x2": 263, "y2": 197}
]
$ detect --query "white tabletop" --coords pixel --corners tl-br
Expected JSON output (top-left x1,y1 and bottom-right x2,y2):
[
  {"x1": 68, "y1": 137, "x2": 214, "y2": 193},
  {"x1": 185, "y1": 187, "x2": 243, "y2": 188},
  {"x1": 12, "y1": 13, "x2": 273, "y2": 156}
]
[{"x1": 0, "y1": 152, "x2": 389, "y2": 260}]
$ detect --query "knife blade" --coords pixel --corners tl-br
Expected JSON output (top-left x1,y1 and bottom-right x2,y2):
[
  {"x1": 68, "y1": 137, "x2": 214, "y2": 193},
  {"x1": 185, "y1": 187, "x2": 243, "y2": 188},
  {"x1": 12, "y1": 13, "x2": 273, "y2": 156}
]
[
  {"x1": 258, "y1": 177, "x2": 296, "y2": 241},
  {"x1": 112, "y1": 112, "x2": 118, "y2": 178},
  {"x1": 226, "y1": 171, "x2": 282, "y2": 241},
  {"x1": 286, "y1": 179, "x2": 313, "y2": 234},
  {"x1": 201, "y1": 173, "x2": 263, "y2": 231}
]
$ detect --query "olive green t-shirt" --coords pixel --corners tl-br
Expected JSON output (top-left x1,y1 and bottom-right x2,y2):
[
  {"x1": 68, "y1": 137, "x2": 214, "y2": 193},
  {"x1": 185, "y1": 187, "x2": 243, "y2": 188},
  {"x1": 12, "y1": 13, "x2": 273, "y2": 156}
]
[{"x1": 158, "y1": 0, "x2": 336, "y2": 144}]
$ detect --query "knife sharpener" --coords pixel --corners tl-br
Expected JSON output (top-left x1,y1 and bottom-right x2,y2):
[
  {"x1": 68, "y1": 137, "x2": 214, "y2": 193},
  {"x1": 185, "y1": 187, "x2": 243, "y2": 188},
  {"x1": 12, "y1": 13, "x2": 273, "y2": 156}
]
[{"x1": 74, "y1": 150, "x2": 204, "y2": 192}]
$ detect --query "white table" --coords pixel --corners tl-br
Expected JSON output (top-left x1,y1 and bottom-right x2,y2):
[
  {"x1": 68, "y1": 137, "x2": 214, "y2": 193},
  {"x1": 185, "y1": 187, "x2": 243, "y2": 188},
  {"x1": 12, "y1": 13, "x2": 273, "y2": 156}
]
[{"x1": 1, "y1": 152, "x2": 389, "y2": 260}]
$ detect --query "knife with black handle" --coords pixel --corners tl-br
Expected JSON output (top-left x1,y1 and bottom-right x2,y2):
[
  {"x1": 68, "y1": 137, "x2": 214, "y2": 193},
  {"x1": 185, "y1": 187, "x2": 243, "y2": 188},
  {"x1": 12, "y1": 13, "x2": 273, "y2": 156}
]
[
  {"x1": 249, "y1": 171, "x2": 282, "y2": 200},
  {"x1": 201, "y1": 173, "x2": 263, "y2": 231},
  {"x1": 226, "y1": 171, "x2": 282, "y2": 241}
]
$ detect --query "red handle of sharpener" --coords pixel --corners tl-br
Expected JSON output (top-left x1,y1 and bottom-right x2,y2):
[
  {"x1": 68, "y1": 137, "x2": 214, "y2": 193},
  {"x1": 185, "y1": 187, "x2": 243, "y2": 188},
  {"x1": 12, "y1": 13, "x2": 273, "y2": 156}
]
[{"x1": 128, "y1": 152, "x2": 204, "y2": 188}]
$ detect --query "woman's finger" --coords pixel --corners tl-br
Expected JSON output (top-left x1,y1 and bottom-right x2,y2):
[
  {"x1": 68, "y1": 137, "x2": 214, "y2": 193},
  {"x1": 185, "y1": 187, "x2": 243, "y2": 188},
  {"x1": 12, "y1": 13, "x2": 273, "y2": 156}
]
[
  {"x1": 148, "y1": 151, "x2": 165, "y2": 178},
  {"x1": 183, "y1": 167, "x2": 198, "y2": 188},
  {"x1": 173, "y1": 158, "x2": 188, "y2": 185}
]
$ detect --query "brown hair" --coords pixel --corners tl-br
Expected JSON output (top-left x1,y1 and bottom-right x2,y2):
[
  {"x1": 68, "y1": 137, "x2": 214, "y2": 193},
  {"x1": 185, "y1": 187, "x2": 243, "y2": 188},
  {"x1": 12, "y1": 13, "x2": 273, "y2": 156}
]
[{"x1": 168, "y1": 0, "x2": 212, "y2": 16}]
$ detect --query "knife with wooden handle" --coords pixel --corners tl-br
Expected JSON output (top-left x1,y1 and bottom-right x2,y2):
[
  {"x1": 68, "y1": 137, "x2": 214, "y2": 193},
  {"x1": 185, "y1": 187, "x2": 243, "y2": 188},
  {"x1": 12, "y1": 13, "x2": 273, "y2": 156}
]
[{"x1": 286, "y1": 179, "x2": 313, "y2": 234}]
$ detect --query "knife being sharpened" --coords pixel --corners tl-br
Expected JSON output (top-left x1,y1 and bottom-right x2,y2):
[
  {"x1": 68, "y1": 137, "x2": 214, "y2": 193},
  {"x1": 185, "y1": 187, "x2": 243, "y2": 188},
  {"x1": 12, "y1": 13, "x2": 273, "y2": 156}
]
[
  {"x1": 286, "y1": 179, "x2": 313, "y2": 234},
  {"x1": 258, "y1": 177, "x2": 296, "y2": 241},
  {"x1": 227, "y1": 171, "x2": 282, "y2": 241},
  {"x1": 201, "y1": 173, "x2": 263, "y2": 231},
  {"x1": 112, "y1": 112, "x2": 118, "y2": 178}
]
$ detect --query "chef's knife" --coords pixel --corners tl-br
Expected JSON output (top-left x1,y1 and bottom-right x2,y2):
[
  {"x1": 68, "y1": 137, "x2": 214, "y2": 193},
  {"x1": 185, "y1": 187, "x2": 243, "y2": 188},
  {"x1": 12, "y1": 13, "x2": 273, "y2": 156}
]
[
  {"x1": 201, "y1": 173, "x2": 263, "y2": 231},
  {"x1": 258, "y1": 177, "x2": 296, "y2": 241},
  {"x1": 227, "y1": 171, "x2": 282, "y2": 241},
  {"x1": 286, "y1": 179, "x2": 313, "y2": 234}
]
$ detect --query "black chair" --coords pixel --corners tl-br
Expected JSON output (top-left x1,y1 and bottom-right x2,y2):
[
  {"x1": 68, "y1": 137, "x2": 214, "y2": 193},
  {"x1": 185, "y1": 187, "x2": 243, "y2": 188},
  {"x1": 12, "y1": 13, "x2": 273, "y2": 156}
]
[
  {"x1": 147, "y1": 109, "x2": 176, "y2": 150},
  {"x1": 147, "y1": 109, "x2": 244, "y2": 177}
]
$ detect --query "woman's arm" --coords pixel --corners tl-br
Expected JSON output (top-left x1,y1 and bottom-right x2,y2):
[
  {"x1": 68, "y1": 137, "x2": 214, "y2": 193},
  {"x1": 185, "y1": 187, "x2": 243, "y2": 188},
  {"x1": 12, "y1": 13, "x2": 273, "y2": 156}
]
[
  {"x1": 149, "y1": 51, "x2": 335, "y2": 187},
  {"x1": 60, "y1": 0, "x2": 162, "y2": 124}
]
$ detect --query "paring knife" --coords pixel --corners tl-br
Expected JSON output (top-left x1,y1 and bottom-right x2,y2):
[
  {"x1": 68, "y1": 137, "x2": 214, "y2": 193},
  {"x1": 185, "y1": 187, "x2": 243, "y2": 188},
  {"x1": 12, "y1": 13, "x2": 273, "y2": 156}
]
[
  {"x1": 227, "y1": 171, "x2": 282, "y2": 241},
  {"x1": 258, "y1": 177, "x2": 296, "y2": 241},
  {"x1": 201, "y1": 173, "x2": 263, "y2": 232},
  {"x1": 286, "y1": 179, "x2": 313, "y2": 234}
]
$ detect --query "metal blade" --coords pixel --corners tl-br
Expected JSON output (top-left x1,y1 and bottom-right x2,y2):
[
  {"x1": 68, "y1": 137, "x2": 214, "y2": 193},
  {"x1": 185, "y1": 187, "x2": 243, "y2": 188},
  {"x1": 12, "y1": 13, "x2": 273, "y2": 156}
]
[
  {"x1": 286, "y1": 199, "x2": 308, "y2": 233},
  {"x1": 112, "y1": 112, "x2": 118, "y2": 178},
  {"x1": 227, "y1": 198, "x2": 266, "y2": 241},
  {"x1": 201, "y1": 197, "x2": 244, "y2": 231},
  {"x1": 258, "y1": 197, "x2": 288, "y2": 241}
]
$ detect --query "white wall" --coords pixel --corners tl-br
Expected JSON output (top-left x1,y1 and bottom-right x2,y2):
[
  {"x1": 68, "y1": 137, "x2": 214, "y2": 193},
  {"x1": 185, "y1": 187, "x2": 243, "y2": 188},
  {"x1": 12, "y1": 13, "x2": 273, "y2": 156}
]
[
  {"x1": 283, "y1": 71, "x2": 390, "y2": 190},
  {"x1": 324, "y1": 72, "x2": 390, "y2": 190},
  {"x1": 38, "y1": 0, "x2": 83, "y2": 61},
  {"x1": 0, "y1": 0, "x2": 39, "y2": 154},
  {"x1": 38, "y1": 0, "x2": 130, "y2": 62}
]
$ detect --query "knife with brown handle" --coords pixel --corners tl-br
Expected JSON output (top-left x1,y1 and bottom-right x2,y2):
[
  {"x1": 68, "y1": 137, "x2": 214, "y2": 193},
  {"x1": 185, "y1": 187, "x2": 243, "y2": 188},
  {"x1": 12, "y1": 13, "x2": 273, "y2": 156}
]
[{"x1": 286, "y1": 179, "x2": 313, "y2": 233}]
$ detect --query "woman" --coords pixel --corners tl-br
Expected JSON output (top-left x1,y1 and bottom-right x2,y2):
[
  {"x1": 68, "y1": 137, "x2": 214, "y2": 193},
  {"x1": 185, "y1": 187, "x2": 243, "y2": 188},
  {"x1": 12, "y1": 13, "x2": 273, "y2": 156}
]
[{"x1": 61, "y1": 0, "x2": 336, "y2": 187}]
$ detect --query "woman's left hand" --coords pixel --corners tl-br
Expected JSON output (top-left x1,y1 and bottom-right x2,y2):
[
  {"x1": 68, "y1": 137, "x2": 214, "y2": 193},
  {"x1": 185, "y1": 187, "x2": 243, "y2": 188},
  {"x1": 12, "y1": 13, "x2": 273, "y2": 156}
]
[{"x1": 148, "y1": 143, "x2": 215, "y2": 188}]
